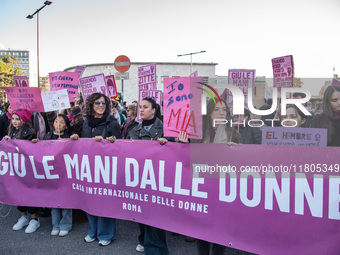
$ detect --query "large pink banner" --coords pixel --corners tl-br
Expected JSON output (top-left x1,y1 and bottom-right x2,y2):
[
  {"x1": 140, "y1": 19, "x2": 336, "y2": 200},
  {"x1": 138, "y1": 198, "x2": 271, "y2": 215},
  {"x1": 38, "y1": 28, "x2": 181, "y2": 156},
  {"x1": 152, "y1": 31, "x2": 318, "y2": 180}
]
[{"x1": 0, "y1": 139, "x2": 339, "y2": 255}]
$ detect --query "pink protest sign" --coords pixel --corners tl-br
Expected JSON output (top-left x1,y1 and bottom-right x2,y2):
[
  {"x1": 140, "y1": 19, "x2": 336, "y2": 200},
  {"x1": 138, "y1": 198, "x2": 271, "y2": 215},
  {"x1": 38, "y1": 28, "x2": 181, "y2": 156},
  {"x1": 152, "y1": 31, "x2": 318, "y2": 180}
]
[
  {"x1": 138, "y1": 90, "x2": 162, "y2": 122},
  {"x1": 189, "y1": 70, "x2": 198, "y2": 77},
  {"x1": 13, "y1": 75, "x2": 29, "y2": 87},
  {"x1": 138, "y1": 64, "x2": 157, "y2": 90},
  {"x1": 221, "y1": 69, "x2": 255, "y2": 106},
  {"x1": 163, "y1": 77, "x2": 202, "y2": 138},
  {"x1": 79, "y1": 74, "x2": 109, "y2": 103},
  {"x1": 49, "y1": 71, "x2": 79, "y2": 102},
  {"x1": 272, "y1": 55, "x2": 294, "y2": 88},
  {"x1": 4, "y1": 87, "x2": 44, "y2": 112},
  {"x1": 105, "y1": 75, "x2": 118, "y2": 98},
  {"x1": 262, "y1": 126, "x2": 328, "y2": 146},
  {"x1": 332, "y1": 78, "x2": 340, "y2": 87},
  {"x1": 74, "y1": 65, "x2": 86, "y2": 78},
  {"x1": 0, "y1": 139, "x2": 339, "y2": 255}
]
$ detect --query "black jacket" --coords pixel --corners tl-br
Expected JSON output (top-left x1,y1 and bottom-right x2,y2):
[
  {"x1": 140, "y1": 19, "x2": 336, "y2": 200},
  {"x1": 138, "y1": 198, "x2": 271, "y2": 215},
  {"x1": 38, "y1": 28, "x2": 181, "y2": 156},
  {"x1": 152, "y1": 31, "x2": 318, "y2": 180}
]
[
  {"x1": 127, "y1": 117, "x2": 164, "y2": 140},
  {"x1": 312, "y1": 113, "x2": 340, "y2": 147},
  {"x1": 43, "y1": 130, "x2": 70, "y2": 140},
  {"x1": 0, "y1": 114, "x2": 10, "y2": 140},
  {"x1": 236, "y1": 125, "x2": 262, "y2": 144},
  {"x1": 9, "y1": 125, "x2": 36, "y2": 141},
  {"x1": 81, "y1": 114, "x2": 122, "y2": 139}
]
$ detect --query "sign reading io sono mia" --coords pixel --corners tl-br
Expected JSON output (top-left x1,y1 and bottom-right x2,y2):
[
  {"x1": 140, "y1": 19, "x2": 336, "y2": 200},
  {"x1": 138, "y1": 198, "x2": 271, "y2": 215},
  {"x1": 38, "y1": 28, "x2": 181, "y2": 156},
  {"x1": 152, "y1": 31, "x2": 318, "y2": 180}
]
[{"x1": 114, "y1": 55, "x2": 131, "y2": 73}]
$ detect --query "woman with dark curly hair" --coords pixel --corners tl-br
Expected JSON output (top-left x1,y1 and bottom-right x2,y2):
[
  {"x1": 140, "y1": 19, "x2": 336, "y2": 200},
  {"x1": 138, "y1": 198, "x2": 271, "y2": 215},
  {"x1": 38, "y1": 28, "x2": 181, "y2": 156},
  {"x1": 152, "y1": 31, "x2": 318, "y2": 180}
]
[
  {"x1": 71, "y1": 92, "x2": 121, "y2": 246},
  {"x1": 312, "y1": 85, "x2": 340, "y2": 146}
]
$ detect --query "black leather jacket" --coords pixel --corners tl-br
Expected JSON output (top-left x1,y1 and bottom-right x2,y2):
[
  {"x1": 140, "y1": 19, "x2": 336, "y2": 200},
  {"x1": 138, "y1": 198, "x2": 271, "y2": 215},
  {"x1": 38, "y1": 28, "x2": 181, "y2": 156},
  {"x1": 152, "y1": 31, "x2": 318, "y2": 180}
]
[
  {"x1": 81, "y1": 114, "x2": 122, "y2": 139},
  {"x1": 127, "y1": 117, "x2": 164, "y2": 140}
]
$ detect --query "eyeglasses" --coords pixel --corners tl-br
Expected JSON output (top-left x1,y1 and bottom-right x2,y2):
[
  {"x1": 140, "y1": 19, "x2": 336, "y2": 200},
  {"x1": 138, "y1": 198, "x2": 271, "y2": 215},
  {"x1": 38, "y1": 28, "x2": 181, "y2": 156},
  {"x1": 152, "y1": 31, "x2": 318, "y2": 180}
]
[{"x1": 94, "y1": 101, "x2": 106, "y2": 105}]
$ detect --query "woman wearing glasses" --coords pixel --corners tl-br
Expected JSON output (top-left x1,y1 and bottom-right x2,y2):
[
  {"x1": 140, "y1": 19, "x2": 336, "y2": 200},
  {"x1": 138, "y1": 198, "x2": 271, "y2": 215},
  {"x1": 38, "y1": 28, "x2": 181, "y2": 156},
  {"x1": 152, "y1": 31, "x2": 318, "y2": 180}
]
[{"x1": 71, "y1": 92, "x2": 121, "y2": 246}]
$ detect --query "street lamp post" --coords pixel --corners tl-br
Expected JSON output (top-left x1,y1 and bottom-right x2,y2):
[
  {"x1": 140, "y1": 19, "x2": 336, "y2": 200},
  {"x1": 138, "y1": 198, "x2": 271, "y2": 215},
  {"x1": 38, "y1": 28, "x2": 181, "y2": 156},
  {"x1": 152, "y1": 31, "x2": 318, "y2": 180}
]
[
  {"x1": 177, "y1": 50, "x2": 206, "y2": 75},
  {"x1": 26, "y1": 1, "x2": 52, "y2": 88}
]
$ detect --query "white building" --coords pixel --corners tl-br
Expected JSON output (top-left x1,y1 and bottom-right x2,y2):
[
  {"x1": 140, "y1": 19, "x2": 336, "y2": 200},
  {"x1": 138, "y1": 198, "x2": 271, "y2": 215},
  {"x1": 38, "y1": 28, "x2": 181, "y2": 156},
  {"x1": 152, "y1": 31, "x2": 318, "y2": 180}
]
[{"x1": 64, "y1": 62, "x2": 218, "y2": 104}]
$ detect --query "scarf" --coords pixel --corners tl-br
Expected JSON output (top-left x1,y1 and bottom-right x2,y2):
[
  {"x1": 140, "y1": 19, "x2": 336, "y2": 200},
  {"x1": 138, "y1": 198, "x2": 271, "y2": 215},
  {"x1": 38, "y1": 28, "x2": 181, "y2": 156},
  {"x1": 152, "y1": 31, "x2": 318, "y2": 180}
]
[{"x1": 87, "y1": 114, "x2": 108, "y2": 128}]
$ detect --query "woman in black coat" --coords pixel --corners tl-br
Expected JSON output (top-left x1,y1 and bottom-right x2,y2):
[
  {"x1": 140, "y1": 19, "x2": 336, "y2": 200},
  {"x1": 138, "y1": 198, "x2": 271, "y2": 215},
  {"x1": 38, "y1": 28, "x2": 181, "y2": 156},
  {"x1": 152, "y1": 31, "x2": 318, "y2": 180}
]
[{"x1": 71, "y1": 92, "x2": 121, "y2": 246}]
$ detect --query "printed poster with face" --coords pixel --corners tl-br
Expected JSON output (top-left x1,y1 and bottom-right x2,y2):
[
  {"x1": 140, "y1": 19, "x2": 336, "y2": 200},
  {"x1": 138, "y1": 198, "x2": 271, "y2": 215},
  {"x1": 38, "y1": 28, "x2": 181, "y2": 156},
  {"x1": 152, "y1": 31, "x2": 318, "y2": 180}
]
[
  {"x1": 105, "y1": 75, "x2": 118, "y2": 98},
  {"x1": 163, "y1": 77, "x2": 203, "y2": 139},
  {"x1": 13, "y1": 76, "x2": 29, "y2": 87},
  {"x1": 4, "y1": 87, "x2": 44, "y2": 112},
  {"x1": 79, "y1": 74, "x2": 109, "y2": 103},
  {"x1": 49, "y1": 71, "x2": 79, "y2": 102},
  {"x1": 272, "y1": 55, "x2": 294, "y2": 88},
  {"x1": 41, "y1": 89, "x2": 70, "y2": 112}
]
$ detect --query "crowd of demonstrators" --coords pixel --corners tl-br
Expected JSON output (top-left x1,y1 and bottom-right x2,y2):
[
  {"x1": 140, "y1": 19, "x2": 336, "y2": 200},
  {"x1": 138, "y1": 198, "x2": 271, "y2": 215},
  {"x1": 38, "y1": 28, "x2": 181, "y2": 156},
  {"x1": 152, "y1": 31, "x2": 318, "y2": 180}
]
[
  {"x1": 312, "y1": 85, "x2": 340, "y2": 146},
  {"x1": 1, "y1": 81, "x2": 340, "y2": 254}
]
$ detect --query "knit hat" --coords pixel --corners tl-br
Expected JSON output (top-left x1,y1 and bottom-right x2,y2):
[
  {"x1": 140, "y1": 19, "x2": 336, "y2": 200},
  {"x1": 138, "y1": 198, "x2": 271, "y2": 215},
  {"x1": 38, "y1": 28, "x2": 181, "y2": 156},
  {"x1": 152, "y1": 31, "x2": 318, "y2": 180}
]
[{"x1": 12, "y1": 109, "x2": 32, "y2": 124}]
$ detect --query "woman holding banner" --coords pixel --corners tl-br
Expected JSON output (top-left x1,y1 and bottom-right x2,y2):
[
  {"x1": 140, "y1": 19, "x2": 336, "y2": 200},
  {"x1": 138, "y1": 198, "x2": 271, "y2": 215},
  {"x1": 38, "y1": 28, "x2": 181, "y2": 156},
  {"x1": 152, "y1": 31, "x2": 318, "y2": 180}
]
[
  {"x1": 122, "y1": 102, "x2": 139, "y2": 139},
  {"x1": 180, "y1": 98, "x2": 241, "y2": 255},
  {"x1": 312, "y1": 85, "x2": 340, "y2": 146},
  {"x1": 70, "y1": 92, "x2": 121, "y2": 246},
  {"x1": 126, "y1": 97, "x2": 170, "y2": 254}
]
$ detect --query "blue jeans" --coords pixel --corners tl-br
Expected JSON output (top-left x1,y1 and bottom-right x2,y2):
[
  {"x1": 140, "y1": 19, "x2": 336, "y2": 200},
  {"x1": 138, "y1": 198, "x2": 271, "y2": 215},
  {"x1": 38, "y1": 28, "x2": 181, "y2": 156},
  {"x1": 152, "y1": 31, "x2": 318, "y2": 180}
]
[
  {"x1": 144, "y1": 225, "x2": 169, "y2": 255},
  {"x1": 87, "y1": 213, "x2": 116, "y2": 241},
  {"x1": 197, "y1": 240, "x2": 226, "y2": 255},
  {"x1": 51, "y1": 208, "x2": 72, "y2": 231}
]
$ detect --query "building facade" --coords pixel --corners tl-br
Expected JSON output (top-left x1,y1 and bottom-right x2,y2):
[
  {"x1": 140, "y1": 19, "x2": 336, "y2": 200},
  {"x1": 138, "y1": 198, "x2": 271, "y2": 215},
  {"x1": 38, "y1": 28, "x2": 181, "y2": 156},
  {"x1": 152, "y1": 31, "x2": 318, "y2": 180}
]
[{"x1": 0, "y1": 49, "x2": 30, "y2": 77}]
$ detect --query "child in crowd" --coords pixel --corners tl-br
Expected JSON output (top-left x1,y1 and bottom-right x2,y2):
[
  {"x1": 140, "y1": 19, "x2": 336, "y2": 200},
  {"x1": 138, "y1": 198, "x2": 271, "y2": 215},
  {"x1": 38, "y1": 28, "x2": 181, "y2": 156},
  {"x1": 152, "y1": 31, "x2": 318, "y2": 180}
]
[
  {"x1": 4, "y1": 109, "x2": 40, "y2": 234},
  {"x1": 32, "y1": 114, "x2": 73, "y2": 236}
]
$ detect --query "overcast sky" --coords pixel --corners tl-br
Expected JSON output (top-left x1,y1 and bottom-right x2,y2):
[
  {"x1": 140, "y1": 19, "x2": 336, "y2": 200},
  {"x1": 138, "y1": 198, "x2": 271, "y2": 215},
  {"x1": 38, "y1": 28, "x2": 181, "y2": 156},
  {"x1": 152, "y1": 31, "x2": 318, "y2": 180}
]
[{"x1": 1, "y1": 0, "x2": 339, "y2": 93}]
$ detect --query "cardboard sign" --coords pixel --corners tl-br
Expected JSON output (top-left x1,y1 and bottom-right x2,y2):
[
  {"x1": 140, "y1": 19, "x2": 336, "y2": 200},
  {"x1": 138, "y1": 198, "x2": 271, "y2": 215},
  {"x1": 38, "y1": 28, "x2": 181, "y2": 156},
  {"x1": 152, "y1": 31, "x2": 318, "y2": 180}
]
[
  {"x1": 105, "y1": 75, "x2": 118, "y2": 98},
  {"x1": 221, "y1": 69, "x2": 255, "y2": 107},
  {"x1": 13, "y1": 76, "x2": 29, "y2": 87},
  {"x1": 332, "y1": 78, "x2": 340, "y2": 87},
  {"x1": 49, "y1": 72, "x2": 79, "y2": 102},
  {"x1": 163, "y1": 77, "x2": 202, "y2": 138},
  {"x1": 74, "y1": 65, "x2": 86, "y2": 78},
  {"x1": 138, "y1": 64, "x2": 157, "y2": 90},
  {"x1": 261, "y1": 126, "x2": 327, "y2": 147},
  {"x1": 138, "y1": 90, "x2": 162, "y2": 122},
  {"x1": 4, "y1": 87, "x2": 44, "y2": 112},
  {"x1": 79, "y1": 74, "x2": 109, "y2": 103},
  {"x1": 272, "y1": 55, "x2": 294, "y2": 88},
  {"x1": 41, "y1": 89, "x2": 70, "y2": 112}
]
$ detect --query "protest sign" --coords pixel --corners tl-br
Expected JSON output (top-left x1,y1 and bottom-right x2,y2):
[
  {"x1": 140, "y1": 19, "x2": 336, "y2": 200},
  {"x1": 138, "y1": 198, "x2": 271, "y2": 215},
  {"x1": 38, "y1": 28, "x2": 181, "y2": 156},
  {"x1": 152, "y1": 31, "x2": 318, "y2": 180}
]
[
  {"x1": 74, "y1": 65, "x2": 86, "y2": 78},
  {"x1": 49, "y1": 71, "x2": 79, "y2": 102},
  {"x1": 221, "y1": 69, "x2": 255, "y2": 106},
  {"x1": 41, "y1": 89, "x2": 70, "y2": 112},
  {"x1": 189, "y1": 70, "x2": 198, "y2": 77},
  {"x1": 332, "y1": 78, "x2": 340, "y2": 87},
  {"x1": 4, "y1": 87, "x2": 44, "y2": 112},
  {"x1": 163, "y1": 77, "x2": 202, "y2": 138},
  {"x1": 138, "y1": 90, "x2": 162, "y2": 122},
  {"x1": 79, "y1": 74, "x2": 109, "y2": 103},
  {"x1": 105, "y1": 75, "x2": 118, "y2": 98},
  {"x1": 272, "y1": 55, "x2": 294, "y2": 88},
  {"x1": 138, "y1": 64, "x2": 157, "y2": 90},
  {"x1": 13, "y1": 75, "x2": 29, "y2": 87},
  {"x1": 0, "y1": 139, "x2": 339, "y2": 255},
  {"x1": 262, "y1": 126, "x2": 328, "y2": 146}
]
